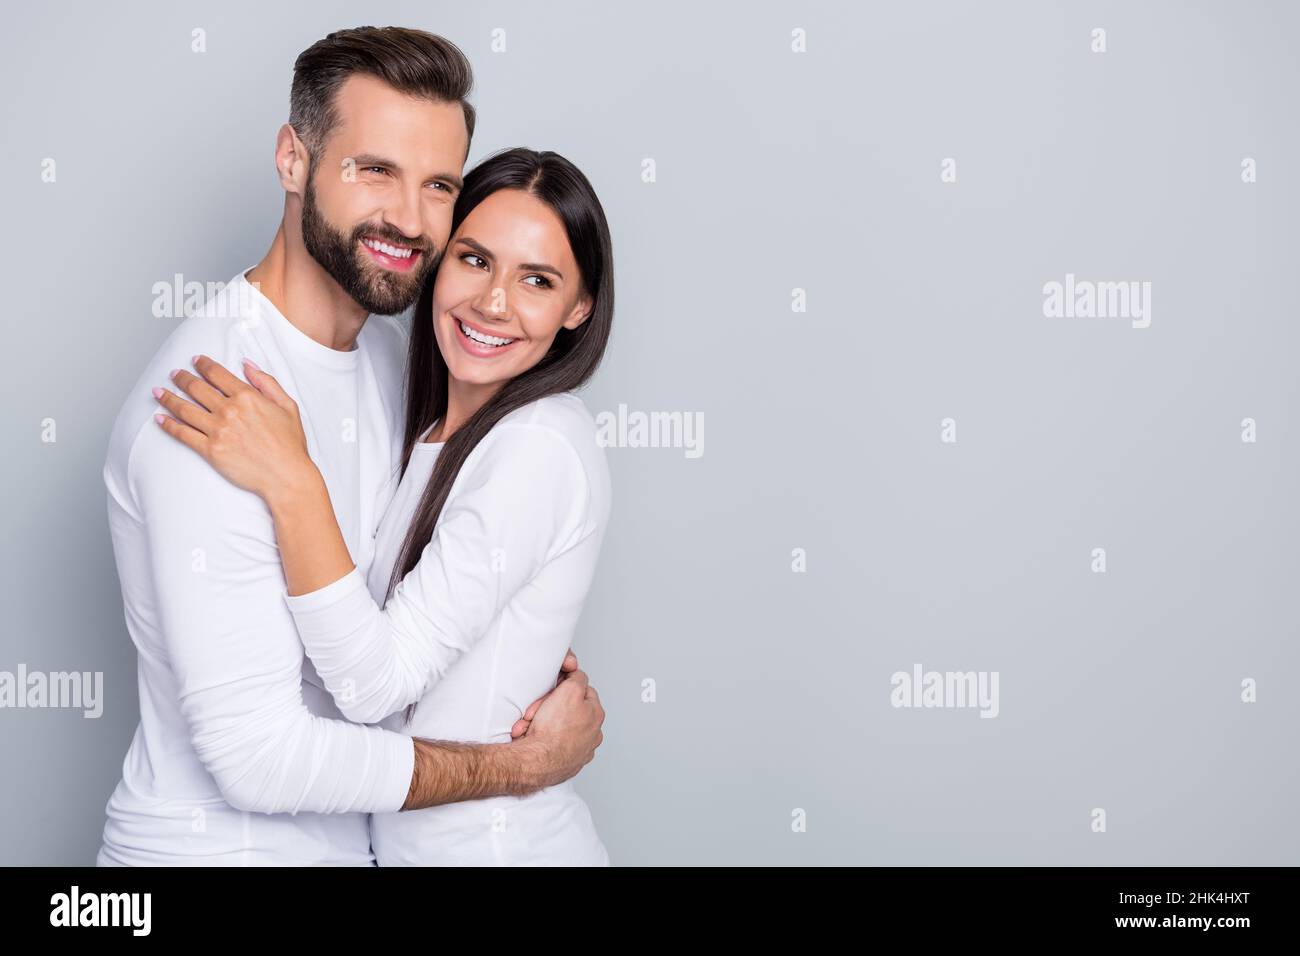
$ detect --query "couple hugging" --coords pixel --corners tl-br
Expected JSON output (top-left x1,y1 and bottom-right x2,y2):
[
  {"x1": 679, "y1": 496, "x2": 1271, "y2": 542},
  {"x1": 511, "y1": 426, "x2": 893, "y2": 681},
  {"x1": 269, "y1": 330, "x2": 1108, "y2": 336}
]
[{"x1": 98, "y1": 25, "x2": 614, "y2": 867}]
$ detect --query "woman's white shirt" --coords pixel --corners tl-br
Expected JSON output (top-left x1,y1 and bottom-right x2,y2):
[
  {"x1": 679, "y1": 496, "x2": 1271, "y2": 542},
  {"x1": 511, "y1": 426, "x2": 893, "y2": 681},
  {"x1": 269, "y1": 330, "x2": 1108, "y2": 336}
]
[{"x1": 284, "y1": 392, "x2": 612, "y2": 865}]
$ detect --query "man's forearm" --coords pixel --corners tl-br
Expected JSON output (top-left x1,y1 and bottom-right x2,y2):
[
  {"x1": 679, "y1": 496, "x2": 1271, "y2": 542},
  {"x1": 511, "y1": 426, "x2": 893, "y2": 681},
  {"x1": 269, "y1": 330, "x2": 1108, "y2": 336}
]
[{"x1": 402, "y1": 737, "x2": 541, "y2": 810}]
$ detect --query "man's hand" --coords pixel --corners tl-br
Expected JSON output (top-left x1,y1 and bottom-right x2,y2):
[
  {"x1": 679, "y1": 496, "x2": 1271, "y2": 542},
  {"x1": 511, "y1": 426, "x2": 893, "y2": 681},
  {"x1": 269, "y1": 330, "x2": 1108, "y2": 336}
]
[
  {"x1": 511, "y1": 648, "x2": 579, "y2": 738},
  {"x1": 516, "y1": 668, "x2": 605, "y2": 790},
  {"x1": 401, "y1": 656, "x2": 604, "y2": 810}
]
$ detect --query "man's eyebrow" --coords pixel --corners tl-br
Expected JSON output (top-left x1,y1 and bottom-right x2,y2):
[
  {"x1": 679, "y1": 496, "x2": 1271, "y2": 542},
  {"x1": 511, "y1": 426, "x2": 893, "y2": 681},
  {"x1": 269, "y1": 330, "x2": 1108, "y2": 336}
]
[
  {"x1": 434, "y1": 172, "x2": 465, "y2": 192},
  {"x1": 349, "y1": 153, "x2": 401, "y2": 170},
  {"x1": 349, "y1": 154, "x2": 463, "y2": 191}
]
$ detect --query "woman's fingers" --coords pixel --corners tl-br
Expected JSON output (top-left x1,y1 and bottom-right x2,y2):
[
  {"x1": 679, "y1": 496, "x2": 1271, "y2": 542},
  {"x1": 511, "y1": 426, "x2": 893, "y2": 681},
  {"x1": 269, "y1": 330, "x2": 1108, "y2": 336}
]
[
  {"x1": 193, "y1": 354, "x2": 252, "y2": 398},
  {"x1": 170, "y1": 368, "x2": 228, "y2": 413},
  {"x1": 153, "y1": 411, "x2": 206, "y2": 457},
  {"x1": 242, "y1": 359, "x2": 296, "y2": 411},
  {"x1": 153, "y1": 386, "x2": 214, "y2": 435},
  {"x1": 555, "y1": 649, "x2": 579, "y2": 685},
  {"x1": 521, "y1": 695, "x2": 545, "y2": 722}
]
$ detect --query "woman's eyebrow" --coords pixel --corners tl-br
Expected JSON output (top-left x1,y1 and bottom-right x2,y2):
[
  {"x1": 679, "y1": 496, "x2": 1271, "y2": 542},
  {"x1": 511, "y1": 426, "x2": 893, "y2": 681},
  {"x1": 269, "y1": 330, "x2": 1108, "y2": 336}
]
[
  {"x1": 518, "y1": 261, "x2": 563, "y2": 279},
  {"x1": 455, "y1": 237, "x2": 563, "y2": 280},
  {"x1": 456, "y1": 236, "x2": 494, "y2": 260}
]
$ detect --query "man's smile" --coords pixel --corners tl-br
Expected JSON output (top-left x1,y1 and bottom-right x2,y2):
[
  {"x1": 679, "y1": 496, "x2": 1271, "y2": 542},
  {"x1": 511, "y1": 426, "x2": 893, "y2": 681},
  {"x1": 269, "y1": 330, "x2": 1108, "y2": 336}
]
[{"x1": 361, "y1": 235, "x2": 423, "y2": 273}]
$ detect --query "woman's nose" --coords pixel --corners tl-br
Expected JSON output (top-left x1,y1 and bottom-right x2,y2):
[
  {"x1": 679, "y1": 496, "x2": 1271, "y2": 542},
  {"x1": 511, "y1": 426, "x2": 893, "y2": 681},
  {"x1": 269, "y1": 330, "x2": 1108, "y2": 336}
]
[{"x1": 471, "y1": 282, "x2": 509, "y2": 318}]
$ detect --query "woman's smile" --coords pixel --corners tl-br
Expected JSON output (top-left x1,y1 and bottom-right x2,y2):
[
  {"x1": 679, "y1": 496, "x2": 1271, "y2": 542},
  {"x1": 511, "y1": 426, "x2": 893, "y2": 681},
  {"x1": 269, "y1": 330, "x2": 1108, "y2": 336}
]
[{"x1": 450, "y1": 312, "x2": 524, "y2": 358}]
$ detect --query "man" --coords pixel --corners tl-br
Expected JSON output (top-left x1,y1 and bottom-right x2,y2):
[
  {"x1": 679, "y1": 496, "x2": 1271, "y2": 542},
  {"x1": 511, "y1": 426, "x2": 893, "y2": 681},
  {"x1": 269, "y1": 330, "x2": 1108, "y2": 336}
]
[{"x1": 98, "y1": 26, "x2": 605, "y2": 866}]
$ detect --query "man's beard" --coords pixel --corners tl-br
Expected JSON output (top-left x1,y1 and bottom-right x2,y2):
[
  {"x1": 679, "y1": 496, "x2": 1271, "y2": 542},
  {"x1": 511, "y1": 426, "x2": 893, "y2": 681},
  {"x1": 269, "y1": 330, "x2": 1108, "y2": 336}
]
[{"x1": 300, "y1": 173, "x2": 440, "y2": 316}]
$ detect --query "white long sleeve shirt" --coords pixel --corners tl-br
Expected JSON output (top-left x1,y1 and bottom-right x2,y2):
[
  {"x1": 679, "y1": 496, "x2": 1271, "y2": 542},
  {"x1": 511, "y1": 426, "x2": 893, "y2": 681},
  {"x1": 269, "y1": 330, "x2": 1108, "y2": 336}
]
[
  {"x1": 283, "y1": 393, "x2": 612, "y2": 865},
  {"x1": 97, "y1": 269, "x2": 415, "y2": 866}
]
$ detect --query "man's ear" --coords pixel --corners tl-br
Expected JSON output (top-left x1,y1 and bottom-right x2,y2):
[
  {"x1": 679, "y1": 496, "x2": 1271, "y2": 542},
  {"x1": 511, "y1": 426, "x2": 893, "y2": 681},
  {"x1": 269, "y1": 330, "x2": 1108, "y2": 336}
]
[
  {"x1": 274, "y1": 124, "x2": 311, "y2": 196},
  {"x1": 562, "y1": 293, "x2": 594, "y2": 331}
]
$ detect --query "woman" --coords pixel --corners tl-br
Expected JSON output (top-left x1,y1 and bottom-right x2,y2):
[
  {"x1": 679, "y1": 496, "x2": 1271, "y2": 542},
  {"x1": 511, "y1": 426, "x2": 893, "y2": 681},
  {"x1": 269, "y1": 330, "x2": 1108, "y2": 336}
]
[{"x1": 151, "y1": 147, "x2": 614, "y2": 865}]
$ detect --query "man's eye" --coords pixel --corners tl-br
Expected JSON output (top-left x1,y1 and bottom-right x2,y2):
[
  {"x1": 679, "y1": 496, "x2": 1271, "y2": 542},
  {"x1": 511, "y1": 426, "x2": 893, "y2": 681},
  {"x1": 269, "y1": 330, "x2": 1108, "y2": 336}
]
[
  {"x1": 364, "y1": 166, "x2": 387, "y2": 175},
  {"x1": 427, "y1": 181, "x2": 449, "y2": 192}
]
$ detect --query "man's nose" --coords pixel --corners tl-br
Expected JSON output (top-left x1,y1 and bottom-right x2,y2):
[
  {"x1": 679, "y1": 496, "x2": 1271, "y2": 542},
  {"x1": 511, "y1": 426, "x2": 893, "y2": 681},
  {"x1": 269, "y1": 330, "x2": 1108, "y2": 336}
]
[{"x1": 383, "y1": 186, "x2": 424, "y2": 245}]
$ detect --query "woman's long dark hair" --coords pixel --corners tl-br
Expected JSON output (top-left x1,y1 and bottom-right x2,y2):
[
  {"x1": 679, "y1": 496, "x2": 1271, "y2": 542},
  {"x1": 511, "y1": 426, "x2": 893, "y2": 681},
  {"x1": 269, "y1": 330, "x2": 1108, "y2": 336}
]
[{"x1": 386, "y1": 148, "x2": 614, "y2": 722}]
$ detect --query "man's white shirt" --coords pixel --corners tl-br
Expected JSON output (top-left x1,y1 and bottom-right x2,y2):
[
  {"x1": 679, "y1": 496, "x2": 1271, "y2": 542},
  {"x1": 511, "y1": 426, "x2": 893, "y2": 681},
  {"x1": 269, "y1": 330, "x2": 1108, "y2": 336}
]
[{"x1": 97, "y1": 269, "x2": 413, "y2": 866}]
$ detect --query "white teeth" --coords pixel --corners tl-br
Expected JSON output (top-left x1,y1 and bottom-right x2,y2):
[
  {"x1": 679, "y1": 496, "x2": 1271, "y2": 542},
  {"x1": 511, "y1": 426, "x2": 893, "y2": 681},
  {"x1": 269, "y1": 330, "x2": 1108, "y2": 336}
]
[
  {"x1": 363, "y1": 238, "x2": 413, "y2": 260},
  {"x1": 458, "y1": 320, "x2": 516, "y2": 347}
]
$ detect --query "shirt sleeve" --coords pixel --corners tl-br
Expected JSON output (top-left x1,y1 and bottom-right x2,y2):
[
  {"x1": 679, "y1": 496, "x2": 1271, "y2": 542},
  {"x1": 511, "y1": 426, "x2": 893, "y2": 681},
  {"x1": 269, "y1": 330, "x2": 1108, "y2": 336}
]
[
  {"x1": 126, "y1": 418, "x2": 415, "y2": 815},
  {"x1": 282, "y1": 422, "x2": 594, "y2": 725}
]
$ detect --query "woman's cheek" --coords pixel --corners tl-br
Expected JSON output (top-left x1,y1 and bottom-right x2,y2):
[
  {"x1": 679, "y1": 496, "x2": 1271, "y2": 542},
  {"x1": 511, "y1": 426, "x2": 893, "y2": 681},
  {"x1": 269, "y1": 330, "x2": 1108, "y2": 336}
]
[{"x1": 515, "y1": 304, "x2": 557, "y2": 349}]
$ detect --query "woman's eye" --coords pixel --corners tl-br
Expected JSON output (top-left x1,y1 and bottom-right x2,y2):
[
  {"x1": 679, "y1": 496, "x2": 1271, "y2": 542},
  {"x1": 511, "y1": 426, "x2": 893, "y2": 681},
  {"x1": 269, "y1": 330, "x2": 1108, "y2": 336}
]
[
  {"x1": 461, "y1": 254, "x2": 485, "y2": 268},
  {"x1": 524, "y1": 275, "x2": 552, "y2": 289}
]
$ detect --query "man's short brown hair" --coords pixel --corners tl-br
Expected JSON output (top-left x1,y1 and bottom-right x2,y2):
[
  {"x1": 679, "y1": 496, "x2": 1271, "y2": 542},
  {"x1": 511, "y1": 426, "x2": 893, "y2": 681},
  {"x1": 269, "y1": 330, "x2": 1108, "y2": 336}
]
[{"x1": 289, "y1": 26, "x2": 475, "y2": 160}]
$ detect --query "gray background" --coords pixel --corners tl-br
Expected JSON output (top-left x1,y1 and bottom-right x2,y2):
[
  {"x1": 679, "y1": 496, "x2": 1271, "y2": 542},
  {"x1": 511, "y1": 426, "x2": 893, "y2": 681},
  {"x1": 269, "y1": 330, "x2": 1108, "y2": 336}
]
[{"x1": 2, "y1": 0, "x2": 1297, "y2": 865}]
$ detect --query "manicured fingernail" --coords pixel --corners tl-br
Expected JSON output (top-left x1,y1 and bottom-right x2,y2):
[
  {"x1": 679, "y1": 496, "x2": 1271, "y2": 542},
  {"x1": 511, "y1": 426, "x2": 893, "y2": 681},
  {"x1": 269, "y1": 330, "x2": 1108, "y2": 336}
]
[
  {"x1": 169, "y1": 368, "x2": 180, "y2": 379},
  {"x1": 244, "y1": 358, "x2": 261, "y2": 372},
  {"x1": 154, "y1": 413, "x2": 165, "y2": 425},
  {"x1": 191, "y1": 355, "x2": 200, "y2": 364},
  {"x1": 151, "y1": 387, "x2": 163, "y2": 399}
]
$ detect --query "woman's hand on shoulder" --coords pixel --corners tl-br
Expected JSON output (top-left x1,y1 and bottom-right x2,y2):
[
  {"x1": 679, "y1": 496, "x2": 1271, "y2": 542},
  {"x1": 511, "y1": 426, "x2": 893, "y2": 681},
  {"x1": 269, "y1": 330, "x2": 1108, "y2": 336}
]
[{"x1": 152, "y1": 355, "x2": 318, "y2": 506}]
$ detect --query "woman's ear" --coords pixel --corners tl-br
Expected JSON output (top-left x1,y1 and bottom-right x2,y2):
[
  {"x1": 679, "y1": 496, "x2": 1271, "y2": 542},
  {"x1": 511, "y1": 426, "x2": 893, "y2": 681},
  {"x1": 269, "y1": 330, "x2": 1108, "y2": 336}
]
[{"x1": 562, "y1": 293, "x2": 594, "y2": 331}]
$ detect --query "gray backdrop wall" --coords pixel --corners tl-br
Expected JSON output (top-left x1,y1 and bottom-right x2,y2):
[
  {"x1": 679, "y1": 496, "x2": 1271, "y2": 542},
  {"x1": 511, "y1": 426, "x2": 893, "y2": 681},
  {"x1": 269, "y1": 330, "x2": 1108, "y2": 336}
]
[{"x1": 2, "y1": 0, "x2": 1297, "y2": 865}]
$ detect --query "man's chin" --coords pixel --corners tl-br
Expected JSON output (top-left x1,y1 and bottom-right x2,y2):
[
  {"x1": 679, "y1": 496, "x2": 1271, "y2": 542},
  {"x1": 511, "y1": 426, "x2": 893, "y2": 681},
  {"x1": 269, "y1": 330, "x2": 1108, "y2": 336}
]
[
  {"x1": 353, "y1": 264, "x2": 425, "y2": 315},
  {"x1": 358, "y1": 290, "x2": 418, "y2": 316}
]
